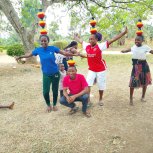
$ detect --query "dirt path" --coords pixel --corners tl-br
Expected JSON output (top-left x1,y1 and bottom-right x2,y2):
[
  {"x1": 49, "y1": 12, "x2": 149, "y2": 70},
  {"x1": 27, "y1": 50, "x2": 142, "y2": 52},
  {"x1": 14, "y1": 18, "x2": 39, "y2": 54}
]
[{"x1": 0, "y1": 54, "x2": 17, "y2": 64}]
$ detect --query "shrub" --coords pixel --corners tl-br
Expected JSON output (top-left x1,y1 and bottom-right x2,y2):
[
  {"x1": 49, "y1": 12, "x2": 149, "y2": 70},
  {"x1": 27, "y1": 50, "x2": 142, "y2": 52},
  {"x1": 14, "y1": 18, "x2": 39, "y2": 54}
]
[{"x1": 7, "y1": 44, "x2": 24, "y2": 56}]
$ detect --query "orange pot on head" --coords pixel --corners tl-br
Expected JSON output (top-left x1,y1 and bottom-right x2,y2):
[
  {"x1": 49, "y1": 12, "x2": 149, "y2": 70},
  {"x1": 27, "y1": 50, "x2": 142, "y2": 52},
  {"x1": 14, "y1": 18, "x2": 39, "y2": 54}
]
[
  {"x1": 67, "y1": 60, "x2": 75, "y2": 66},
  {"x1": 39, "y1": 21, "x2": 46, "y2": 28},
  {"x1": 137, "y1": 22, "x2": 143, "y2": 28},
  {"x1": 136, "y1": 30, "x2": 143, "y2": 36},
  {"x1": 37, "y1": 12, "x2": 45, "y2": 19},
  {"x1": 90, "y1": 28, "x2": 97, "y2": 34},
  {"x1": 40, "y1": 29, "x2": 47, "y2": 35},
  {"x1": 90, "y1": 20, "x2": 97, "y2": 27}
]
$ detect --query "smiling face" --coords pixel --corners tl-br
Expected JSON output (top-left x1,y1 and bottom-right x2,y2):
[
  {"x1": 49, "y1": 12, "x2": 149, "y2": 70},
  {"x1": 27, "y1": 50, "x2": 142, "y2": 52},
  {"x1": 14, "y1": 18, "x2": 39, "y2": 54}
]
[
  {"x1": 67, "y1": 66, "x2": 77, "y2": 80},
  {"x1": 40, "y1": 36, "x2": 49, "y2": 48},
  {"x1": 135, "y1": 36, "x2": 143, "y2": 47},
  {"x1": 59, "y1": 63, "x2": 65, "y2": 72},
  {"x1": 89, "y1": 34, "x2": 98, "y2": 47}
]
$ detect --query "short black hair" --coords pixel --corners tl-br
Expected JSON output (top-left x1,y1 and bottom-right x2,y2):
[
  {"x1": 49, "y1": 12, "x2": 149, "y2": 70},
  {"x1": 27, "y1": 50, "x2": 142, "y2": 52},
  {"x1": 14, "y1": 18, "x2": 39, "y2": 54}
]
[
  {"x1": 39, "y1": 35, "x2": 50, "y2": 42},
  {"x1": 68, "y1": 65, "x2": 77, "y2": 70},
  {"x1": 93, "y1": 32, "x2": 102, "y2": 41},
  {"x1": 64, "y1": 41, "x2": 78, "y2": 50},
  {"x1": 136, "y1": 35, "x2": 144, "y2": 41}
]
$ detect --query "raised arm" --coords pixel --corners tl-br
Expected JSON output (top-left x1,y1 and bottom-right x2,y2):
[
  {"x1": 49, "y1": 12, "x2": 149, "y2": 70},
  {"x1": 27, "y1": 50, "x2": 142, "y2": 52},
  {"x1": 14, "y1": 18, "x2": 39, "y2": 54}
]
[
  {"x1": 150, "y1": 50, "x2": 153, "y2": 54},
  {"x1": 79, "y1": 53, "x2": 87, "y2": 58},
  {"x1": 108, "y1": 27, "x2": 128, "y2": 45},
  {"x1": 59, "y1": 50, "x2": 79, "y2": 57},
  {"x1": 74, "y1": 33, "x2": 83, "y2": 44},
  {"x1": 121, "y1": 48, "x2": 131, "y2": 53}
]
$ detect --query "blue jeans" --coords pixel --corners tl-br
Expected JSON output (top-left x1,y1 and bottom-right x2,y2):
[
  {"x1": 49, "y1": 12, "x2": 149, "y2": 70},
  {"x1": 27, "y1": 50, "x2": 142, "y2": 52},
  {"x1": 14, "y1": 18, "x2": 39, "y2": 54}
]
[{"x1": 60, "y1": 94, "x2": 89, "y2": 112}]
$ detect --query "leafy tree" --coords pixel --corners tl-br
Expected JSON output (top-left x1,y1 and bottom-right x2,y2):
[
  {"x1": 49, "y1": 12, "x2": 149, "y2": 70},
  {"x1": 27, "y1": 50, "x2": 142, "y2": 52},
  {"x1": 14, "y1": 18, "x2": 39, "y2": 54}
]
[
  {"x1": 0, "y1": 0, "x2": 153, "y2": 63},
  {"x1": 48, "y1": 21, "x2": 63, "y2": 41}
]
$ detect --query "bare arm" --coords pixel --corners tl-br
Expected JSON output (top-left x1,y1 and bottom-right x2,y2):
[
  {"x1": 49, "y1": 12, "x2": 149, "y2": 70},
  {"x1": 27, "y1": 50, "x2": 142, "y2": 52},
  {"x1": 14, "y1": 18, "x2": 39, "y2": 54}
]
[
  {"x1": 74, "y1": 33, "x2": 83, "y2": 44},
  {"x1": 121, "y1": 48, "x2": 131, "y2": 53},
  {"x1": 68, "y1": 86, "x2": 89, "y2": 103},
  {"x1": 63, "y1": 87, "x2": 69, "y2": 99},
  {"x1": 108, "y1": 27, "x2": 128, "y2": 45},
  {"x1": 16, "y1": 53, "x2": 33, "y2": 61},
  {"x1": 59, "y1": 50, "x2": 79, "y2": 57},
  {"x1": 63, "y1": 87, "x2": 72, "y2": 103},
  {"x1": 79, "y1": 53, "x2": 87, "y2": 58},
  {"x1": 150, "y1": 50, "x2": 153, "y2": 54},
  {"x1": 63, "y1": 86, "x2": 89, "y2": 103},
  {"x1": 73, "y1": 87, "x2": 89, "y2": 98}
]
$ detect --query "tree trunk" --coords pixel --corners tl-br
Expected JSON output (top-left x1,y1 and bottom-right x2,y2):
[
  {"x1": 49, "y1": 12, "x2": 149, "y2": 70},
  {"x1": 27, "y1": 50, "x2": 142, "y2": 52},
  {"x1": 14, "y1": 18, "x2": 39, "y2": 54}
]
[
  {"x1": 0, "y1": 0, "x2": 77, "y2": 63},
  {"x1": 0, "y1": 0, "x2": 37, "y2": 63}
]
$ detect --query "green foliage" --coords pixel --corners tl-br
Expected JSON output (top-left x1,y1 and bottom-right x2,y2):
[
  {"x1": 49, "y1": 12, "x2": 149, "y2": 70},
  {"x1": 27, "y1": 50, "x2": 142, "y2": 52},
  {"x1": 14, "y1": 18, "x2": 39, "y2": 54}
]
[
  {"x1": 0, "y1": 31, "x2": 21, "y2": 46},
  {"x1": 48, "y1": 22, "x2": 63, "y2": 41},
  {"x1": 7, "y1": 44, "x2": 24, "y2": 57},
  {"x1": 51, "y1": 41, "x2": 68, "y2": 50},
  {"x1": 0, "y1": 45, "x2": 8, "y2": 53},
  {"x1": 21, "y1": 0, "x2": 41, "y2": 27},
  {"x1": 68, "y1": 0, "x2": 153, "y2": 42}
]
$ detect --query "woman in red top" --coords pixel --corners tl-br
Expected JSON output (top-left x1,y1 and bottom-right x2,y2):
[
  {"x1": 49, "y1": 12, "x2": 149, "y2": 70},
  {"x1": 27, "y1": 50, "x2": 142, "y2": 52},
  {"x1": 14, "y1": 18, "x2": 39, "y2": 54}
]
[{"x1": 74, "y1": 27, "x2": 127, "y2": 106}]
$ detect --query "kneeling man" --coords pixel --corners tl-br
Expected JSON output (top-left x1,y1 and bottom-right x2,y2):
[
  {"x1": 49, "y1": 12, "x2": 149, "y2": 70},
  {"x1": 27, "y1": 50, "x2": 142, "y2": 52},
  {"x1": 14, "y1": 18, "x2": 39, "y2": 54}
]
[{"x1": 60, "y1": 64, "x2": 91, "y2": 117}]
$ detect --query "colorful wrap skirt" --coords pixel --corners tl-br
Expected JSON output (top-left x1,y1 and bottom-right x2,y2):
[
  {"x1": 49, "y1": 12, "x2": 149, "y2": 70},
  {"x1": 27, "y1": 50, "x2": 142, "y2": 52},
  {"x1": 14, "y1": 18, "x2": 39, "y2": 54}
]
[{"x1": 129, "y1": 59, "x2": 152, "y2": 88}]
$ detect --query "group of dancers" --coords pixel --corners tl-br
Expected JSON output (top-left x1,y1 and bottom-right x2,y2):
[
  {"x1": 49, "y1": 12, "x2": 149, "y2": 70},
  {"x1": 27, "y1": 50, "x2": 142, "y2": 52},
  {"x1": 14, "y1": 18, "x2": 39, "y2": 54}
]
[{"x1": 4, "y1": 23, "x2": 151, "y2": 117}]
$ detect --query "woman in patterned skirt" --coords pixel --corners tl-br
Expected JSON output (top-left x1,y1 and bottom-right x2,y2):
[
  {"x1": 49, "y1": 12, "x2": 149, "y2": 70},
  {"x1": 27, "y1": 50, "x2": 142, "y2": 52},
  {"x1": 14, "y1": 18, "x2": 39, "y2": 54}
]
[{"x1": 121, "y1": 35, "x2": 153, "y2": 105}]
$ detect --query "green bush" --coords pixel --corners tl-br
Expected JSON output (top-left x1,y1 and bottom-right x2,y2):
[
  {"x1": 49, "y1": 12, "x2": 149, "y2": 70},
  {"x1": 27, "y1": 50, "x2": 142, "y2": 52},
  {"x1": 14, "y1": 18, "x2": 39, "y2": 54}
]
[
  {"x1": 7, "y1": 44, "x2": 24, "y2": 57},
  {"x1": 51, "y1": 40, "x2": 68, "y2": 50}
]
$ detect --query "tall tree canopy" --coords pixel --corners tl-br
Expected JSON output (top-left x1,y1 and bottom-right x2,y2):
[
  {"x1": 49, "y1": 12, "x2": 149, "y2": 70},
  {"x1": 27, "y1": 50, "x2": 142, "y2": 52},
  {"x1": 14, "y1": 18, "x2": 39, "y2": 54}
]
[{"x1": 0, "y1": 0, "x2": 153, "y2": 62}]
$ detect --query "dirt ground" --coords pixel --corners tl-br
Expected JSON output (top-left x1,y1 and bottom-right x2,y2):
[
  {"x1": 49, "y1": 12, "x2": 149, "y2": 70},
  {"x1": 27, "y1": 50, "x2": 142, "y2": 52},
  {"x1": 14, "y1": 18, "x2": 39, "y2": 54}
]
[{"x1": 0, "y1": 54, "x2": 153, "y2": 153}]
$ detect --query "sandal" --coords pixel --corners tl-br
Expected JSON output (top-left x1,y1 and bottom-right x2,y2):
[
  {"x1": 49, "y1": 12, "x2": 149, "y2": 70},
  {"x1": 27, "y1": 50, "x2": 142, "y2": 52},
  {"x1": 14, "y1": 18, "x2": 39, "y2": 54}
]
[
  {"x1": 69, "y1": 106, "x2": 79, "y2": 115},
  {"x1": 83, "y1": 111, "x2": 91, "y2": 118},
  {"x1": 98, "y1": 101, "x2": 104, "y2": 106},
  {"x1": 141, "y1": 98, "x2": 146, "y2": 102},
  {"x1": 53, "y1": 106, "x2": 58, "y2": 111},
  {"x1": 9, "y1": 102, "x2": 15, "y2": 109},
  {"x1": 46, "y1": 106, "x2": 52, "y2": 112}
]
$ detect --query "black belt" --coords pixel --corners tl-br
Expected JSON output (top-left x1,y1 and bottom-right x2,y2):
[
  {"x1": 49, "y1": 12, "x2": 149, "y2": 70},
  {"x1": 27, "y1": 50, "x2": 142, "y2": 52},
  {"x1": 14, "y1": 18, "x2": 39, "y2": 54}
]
[{"x1": 132, "y1": 59, "x2": 146, "y2": 65}]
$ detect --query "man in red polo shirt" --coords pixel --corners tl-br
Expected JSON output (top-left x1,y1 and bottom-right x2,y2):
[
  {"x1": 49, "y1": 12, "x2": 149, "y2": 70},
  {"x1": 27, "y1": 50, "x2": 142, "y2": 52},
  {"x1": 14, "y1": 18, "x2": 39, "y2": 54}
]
[{"x1": 60, "y1": 65, "x2": 91, "y2": 117}]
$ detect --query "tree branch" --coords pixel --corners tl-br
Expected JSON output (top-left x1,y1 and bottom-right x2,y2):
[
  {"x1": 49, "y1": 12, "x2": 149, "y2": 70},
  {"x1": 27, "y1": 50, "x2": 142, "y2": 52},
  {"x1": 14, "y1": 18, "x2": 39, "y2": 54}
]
[{"x1": 112, "y1": 0, "x2": 142, "y2": 3}]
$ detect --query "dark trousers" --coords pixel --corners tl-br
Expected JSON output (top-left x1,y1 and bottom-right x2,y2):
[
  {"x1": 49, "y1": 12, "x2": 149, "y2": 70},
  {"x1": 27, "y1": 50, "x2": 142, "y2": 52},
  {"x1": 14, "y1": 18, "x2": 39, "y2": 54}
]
[
  {"x1": 43, "y1": 72, "x2": 60, "y2": 106},
  {"x1": 60, "y1": 90, "x2": 63, "y2": 98},
  {"x1": 62, "y1": 58, "x2": 68, "y2": 71},
  {"x1": 60, "y1": 94, "x2": 89, "y2": 112}
]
